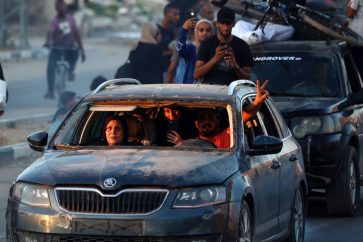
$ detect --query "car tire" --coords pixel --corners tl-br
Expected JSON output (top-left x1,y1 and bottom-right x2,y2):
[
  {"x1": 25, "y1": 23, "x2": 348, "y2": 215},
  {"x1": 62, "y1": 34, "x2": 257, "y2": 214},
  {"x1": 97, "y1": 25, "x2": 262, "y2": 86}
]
[
  {"x1": 285, "y1": 186, "x2": 306, "y2": 242},
  {"x1": 237, "y1": 200, "x2": 253, "y2": 242},
  {"x1": 326, "y1": 145, "x2": 360, "y2": 216}
]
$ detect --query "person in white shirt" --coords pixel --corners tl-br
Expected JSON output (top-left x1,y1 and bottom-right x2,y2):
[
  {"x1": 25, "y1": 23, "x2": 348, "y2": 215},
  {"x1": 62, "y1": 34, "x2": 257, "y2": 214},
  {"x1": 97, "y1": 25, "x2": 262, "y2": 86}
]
[{"x1": 347, "y1": 0, "x2": 363, "y2": 77}]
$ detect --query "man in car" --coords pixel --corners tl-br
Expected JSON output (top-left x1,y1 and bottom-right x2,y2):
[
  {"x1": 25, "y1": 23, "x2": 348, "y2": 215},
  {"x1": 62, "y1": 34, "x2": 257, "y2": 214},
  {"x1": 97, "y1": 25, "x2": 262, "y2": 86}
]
[{"x1": 169, "y1": 80, "x2": 269, "y2": 148}]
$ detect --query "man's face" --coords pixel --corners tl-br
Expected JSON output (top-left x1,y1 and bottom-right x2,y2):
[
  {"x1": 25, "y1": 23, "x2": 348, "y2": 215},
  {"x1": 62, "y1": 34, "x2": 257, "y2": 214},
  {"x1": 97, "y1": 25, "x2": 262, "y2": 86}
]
[
  {"x1": 166, "y1": 8, "x2": 180, "y2": 25},
  {"x1": 55, "y1": 1, "x2": 67, "y2": 16},
  {"x1": 105, "y1": 120, "x2": 124, "y2": 146},
  {"x1": 216, "y1": 20, "x2": 235, "y2": 37},
  {"x1": 200, "y1": 4, "x2": 215, "y2": 21},
  {"x1": 195, "y1": 110, "x2": 218, "y2": 137}
]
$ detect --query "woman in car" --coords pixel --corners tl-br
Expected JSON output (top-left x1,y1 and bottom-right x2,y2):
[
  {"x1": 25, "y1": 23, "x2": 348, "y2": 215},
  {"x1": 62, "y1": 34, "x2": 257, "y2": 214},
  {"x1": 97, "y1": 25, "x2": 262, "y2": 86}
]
[{"x1": 103, "y1": 115, "x2": 129, "y2": 146}]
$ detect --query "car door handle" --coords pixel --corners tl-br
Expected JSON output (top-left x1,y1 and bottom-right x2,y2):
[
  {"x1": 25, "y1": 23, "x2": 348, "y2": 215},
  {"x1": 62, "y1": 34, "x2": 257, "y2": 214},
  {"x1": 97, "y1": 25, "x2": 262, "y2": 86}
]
[
  {"x1": 289, "y1": 154, "x2": 297, "y2": 162},
  {"x1": 271, "y1": 160, "x2": 281, "y2": 169}
]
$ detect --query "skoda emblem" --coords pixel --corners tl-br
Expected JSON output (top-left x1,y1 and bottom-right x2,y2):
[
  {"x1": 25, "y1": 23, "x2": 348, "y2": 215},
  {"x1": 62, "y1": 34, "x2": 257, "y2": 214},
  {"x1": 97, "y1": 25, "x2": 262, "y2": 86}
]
[{"x1": 104, "y1": 178, "x2": 117, "y2": 188}]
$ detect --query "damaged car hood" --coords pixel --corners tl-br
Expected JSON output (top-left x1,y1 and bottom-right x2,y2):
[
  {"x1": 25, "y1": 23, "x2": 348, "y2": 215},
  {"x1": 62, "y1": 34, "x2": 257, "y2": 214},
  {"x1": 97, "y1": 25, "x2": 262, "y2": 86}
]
[{"x1": 17, "y1": 149, "x2": 238, "y2": 189}]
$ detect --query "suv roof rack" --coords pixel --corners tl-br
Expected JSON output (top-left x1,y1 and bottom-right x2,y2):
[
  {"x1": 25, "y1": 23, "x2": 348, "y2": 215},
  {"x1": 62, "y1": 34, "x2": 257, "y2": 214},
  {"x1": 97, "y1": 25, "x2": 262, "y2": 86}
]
[
  {"x1": 228, "y1": 79, "x2": 256, "y2": 95},
  {"x1": 93, "y1": 78, "x2": 141, "y2": 94}
]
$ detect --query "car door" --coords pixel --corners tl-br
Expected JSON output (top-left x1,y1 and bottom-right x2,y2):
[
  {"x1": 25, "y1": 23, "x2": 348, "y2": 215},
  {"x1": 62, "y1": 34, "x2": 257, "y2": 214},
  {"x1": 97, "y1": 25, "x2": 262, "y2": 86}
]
[
  {"x1": 242, "y1": 97, "x2": 280, "y2": 241},
  {"x1": 265, "y1": 99, "x2": 301, "y2": 232}
]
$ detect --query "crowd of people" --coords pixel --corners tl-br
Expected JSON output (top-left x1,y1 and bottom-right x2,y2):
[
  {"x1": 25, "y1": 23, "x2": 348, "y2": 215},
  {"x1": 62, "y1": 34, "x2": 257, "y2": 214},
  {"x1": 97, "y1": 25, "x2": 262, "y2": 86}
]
[{"x1": 44, "y1": 0, "x2": 363, "y2": 147}]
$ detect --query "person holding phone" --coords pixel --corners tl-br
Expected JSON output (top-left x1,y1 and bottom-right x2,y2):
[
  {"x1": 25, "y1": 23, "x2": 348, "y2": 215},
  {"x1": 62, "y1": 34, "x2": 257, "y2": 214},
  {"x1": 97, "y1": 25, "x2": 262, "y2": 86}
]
[
  {"x1": 176, "y1": 16, "x2": 214, "y2": 84},
  {"x1": 194, "y1": 7, "x2": 254, "y2": 85}
]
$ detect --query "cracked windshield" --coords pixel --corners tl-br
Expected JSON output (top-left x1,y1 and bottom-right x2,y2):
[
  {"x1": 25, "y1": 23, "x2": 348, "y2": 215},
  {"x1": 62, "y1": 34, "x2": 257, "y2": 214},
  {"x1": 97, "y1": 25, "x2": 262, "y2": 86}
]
[{"x1": 2, "y1": 0, "x2": 363, "y2": 242}]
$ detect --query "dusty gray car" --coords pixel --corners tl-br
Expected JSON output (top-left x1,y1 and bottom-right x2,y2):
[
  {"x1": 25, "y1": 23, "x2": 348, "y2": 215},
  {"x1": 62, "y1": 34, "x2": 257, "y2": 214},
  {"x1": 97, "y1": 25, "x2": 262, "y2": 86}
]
[{"x1": 6, "y1": 80, "x2": 307, "y2": 242}]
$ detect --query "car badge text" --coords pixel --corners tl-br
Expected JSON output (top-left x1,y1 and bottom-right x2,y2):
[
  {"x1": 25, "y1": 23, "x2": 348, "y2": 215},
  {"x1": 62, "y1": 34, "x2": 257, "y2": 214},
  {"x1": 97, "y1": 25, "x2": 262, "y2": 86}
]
[{"x1": 104, "y1": 178, "x2": 117, "y2": 188}]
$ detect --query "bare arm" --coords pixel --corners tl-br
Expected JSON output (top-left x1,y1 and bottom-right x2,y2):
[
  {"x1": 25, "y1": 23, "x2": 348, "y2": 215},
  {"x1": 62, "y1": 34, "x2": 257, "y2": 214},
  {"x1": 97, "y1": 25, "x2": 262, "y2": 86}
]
[
  {"x1": 74, "y1": 30, "x2": 86, "y2": 62},
  {"x1": 242, "y1": 80, "x2": 269, "y2": 122},
  {"x1": 347, "y1": 7, "x2": 356, "y2": 18}
]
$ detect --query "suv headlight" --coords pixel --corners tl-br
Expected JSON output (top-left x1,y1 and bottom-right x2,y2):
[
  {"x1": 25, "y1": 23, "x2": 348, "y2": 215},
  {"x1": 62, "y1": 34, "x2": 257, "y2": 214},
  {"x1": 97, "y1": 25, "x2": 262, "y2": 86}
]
[
  {"x1": 291, "y1": 115, "x2": 340, "y2": 139},
  {"x1": 173, "y1": 186, "x2": 226, "y2": 208},
  {"x1": 13, "y1": 182, "x2": 50, "y2": 207}
]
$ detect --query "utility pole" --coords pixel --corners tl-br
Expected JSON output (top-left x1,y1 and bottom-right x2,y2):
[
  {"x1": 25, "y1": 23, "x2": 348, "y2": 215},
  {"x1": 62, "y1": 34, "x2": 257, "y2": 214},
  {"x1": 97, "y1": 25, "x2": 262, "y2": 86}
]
[{"x1": 19, "y1": 0, "x2": 29, "y2": 49}]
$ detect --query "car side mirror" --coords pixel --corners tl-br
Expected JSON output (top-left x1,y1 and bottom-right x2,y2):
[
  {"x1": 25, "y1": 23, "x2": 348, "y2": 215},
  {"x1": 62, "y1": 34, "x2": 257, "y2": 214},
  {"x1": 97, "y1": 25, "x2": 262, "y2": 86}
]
[
  {"x1": 27, "y1": 131, "x2": 48, "y2": 152},
  {"x1": 247, "y1": 135, "x2": 283, "y2": 156}
]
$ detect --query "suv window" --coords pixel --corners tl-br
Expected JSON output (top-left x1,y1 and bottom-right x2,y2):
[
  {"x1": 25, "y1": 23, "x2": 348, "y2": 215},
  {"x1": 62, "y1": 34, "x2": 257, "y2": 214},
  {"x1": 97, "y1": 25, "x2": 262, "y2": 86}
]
[{"x1": 252, "y1": 52, "x2": 339, "y2": 97}]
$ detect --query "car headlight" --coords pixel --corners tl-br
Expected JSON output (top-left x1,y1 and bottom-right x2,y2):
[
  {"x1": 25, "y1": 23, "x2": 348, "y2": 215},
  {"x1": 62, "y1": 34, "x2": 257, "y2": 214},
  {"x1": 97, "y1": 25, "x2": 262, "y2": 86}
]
[
  {"x1": 173, "y1": 186, "x2": 226, "y2": 208},
  {"x1": 13, "y1": 182, "x2": 50, "y2": 207},
  {"x1": 291, "y1": 115, "x2": 339, "y2": 139}
]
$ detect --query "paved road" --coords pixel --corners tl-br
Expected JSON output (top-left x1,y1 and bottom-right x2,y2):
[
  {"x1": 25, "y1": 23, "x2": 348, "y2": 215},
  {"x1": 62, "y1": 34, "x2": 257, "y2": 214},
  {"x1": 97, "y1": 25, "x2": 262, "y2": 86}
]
[
  {"x1": 1, "y1": 37, "x2": 131, "y2": 121},
  {"x1": 1, "y1": 156, "x2": 363, "y2": 242}
]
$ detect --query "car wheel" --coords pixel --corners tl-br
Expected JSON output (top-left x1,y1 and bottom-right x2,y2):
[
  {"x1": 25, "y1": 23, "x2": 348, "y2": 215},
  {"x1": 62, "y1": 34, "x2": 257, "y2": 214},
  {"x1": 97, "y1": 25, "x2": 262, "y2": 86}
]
[
  {"x1": 237, "y1": 200, "x2": 253, "y2": 242},
  {"x1": 327, "y1": 145, "x2": 360, "y2": 216},
  {"x1": 285, "y1": 186, "x2": 306, "y2": 242}
]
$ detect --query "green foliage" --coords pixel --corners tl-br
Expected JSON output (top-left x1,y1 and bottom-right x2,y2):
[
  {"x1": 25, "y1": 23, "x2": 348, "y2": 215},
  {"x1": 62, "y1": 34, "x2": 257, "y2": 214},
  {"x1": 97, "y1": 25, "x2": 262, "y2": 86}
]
[{"x1": 85, "y1": 1, "x2": 119, "y2": 17}]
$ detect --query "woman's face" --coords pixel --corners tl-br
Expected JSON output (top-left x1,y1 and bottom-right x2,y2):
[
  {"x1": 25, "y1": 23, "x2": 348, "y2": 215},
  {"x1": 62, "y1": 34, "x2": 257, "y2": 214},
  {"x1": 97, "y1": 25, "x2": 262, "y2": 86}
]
[
  {"x1": 105, "y1": 119, "x2": 124, "y2": 146},
  {"x1": 196, "y1": 22, "x2": 213, "y2": 42}
]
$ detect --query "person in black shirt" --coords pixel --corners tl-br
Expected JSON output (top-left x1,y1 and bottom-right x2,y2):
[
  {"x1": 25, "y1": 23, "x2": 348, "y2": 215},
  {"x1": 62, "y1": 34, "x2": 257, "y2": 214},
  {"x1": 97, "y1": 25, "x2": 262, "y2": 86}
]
[
  {"x1": 157, "y1": 3, "x2": 180, "y2": 73},
  {"x1": 194, "y1": 7, "x2": 254, "y2": 85}
]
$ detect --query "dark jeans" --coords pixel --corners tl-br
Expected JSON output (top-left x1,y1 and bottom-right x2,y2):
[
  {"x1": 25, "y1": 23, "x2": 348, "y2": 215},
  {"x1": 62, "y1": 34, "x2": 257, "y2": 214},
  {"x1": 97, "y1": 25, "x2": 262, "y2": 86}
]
[{"x1": 46, "y1": 48, "x2": 79, "y2": 93}]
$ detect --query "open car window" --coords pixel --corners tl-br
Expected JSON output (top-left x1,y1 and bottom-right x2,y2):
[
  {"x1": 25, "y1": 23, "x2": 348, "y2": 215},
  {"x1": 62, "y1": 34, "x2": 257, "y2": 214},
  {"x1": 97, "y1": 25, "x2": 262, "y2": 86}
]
[{"x1": 52, "y1": 102, "x2": 234, "y2": 150}]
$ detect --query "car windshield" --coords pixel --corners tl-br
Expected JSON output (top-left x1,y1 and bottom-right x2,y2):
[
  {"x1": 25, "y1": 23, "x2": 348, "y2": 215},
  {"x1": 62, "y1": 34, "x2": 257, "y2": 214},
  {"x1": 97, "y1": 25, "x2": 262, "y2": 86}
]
[
  {"x1": 52, "y1": 102, "x2": 234, "y2": 150},
  {"x1": 251, "y1": 52, "x2": 339, "y2": 97}
]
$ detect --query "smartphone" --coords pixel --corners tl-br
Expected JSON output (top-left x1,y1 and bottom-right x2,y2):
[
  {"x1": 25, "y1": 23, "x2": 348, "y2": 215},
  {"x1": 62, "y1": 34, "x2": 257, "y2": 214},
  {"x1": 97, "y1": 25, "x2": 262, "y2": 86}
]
[{"x1": 189, "y1": 11, "x2": 195, "y2": 18}]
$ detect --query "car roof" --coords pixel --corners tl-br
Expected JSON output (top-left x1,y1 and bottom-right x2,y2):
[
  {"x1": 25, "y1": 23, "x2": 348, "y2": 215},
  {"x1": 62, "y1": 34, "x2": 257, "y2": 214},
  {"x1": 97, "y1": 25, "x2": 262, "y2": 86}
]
[
  {"x1": 84, "y1": 83, "x2": 251, "y2": 103},
  {"x1": 251, "y1": 40, "x2": 345, "y2": 53}
]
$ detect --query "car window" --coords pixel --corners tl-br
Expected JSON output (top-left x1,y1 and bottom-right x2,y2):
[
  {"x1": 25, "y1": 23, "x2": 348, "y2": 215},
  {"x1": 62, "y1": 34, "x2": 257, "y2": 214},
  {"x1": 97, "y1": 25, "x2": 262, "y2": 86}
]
[
  {"x1": 252, "y1": 52, "x2": 339, "y2": 97},
  {"x1": 52, "y1": 103, "x2": 233, "y2": 150},
  {"x1": 242, "y1": 97, "x2": 280, "y2": 147},
  {"x1": 265, "y1": 99, "x2": 291, "y2": 139},
  {"x1": 344, "y1": 53, "x2": 362, "y2": 93}
]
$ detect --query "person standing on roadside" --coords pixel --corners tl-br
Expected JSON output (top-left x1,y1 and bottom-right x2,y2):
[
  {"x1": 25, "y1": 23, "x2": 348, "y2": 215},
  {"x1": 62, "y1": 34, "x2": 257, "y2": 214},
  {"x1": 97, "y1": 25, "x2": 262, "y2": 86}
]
[
  {"x1": 157, "y1": 3, "x2": 180, "y2": 75},
  {"x1": 194, "y1": 7, "x2": 254, "y2": 85},
  {"x1": 44, "y1": 0, "x2": 86, "y2": 99},
  {"x1": 347, "y1": 0, "x2": 363, "y2": 76}
]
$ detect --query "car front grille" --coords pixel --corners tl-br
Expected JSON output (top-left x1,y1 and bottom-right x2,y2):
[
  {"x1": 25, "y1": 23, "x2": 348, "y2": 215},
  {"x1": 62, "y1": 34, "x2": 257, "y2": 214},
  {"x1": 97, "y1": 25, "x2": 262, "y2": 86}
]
[
  {"x1": 55, "y1": 188, "x2": 168, "y2": 215},
  {"x1": 15, "y1": 230, "x2": 221, "y2": 242}
]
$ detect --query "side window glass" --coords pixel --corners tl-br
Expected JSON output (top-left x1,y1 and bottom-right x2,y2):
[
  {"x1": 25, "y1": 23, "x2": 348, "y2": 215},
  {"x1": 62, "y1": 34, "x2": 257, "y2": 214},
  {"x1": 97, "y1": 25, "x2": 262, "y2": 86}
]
[
  {"x1": 53, "y1": 104, "x2": 88, "y2": 145},
  {"x1": 344, "y1": 53, "x2": 362, "y2": 93},
  {"x1": 241, "y1": 97, "x2": 280, "y2": 147},
  {"x1": 267, "y1": 100, "x2": 290, "y2": 138}
]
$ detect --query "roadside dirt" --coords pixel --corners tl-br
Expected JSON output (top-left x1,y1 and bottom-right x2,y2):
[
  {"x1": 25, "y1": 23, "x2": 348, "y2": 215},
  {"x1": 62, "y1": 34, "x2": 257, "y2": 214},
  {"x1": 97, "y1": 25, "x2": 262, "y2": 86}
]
[{"x1": 0, "y1": 120, "x2": 50, "y2": 147}]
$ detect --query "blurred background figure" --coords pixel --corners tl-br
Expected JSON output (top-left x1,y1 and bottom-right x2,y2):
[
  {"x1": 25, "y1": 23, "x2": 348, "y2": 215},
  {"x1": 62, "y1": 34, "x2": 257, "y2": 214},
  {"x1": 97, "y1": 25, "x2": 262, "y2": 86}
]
[
  {"x1": 157, "y1": 3, "x2": 180, "y2": 76},
  {"x1": 196, "y1": 1, "x2": 216, "y2": 21},
  {"x1": 115, "y1": 23, "x2": 164, "y2": 84},
  {"x1": 346, "y1": 0, "x2": 363, "y2": 77},
  {"x1": 44, "y1": 0, "x2": 86, "y2": 100},
  {"x1": 90, "y1": 75, "x2": 107, "y2": 91}
]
